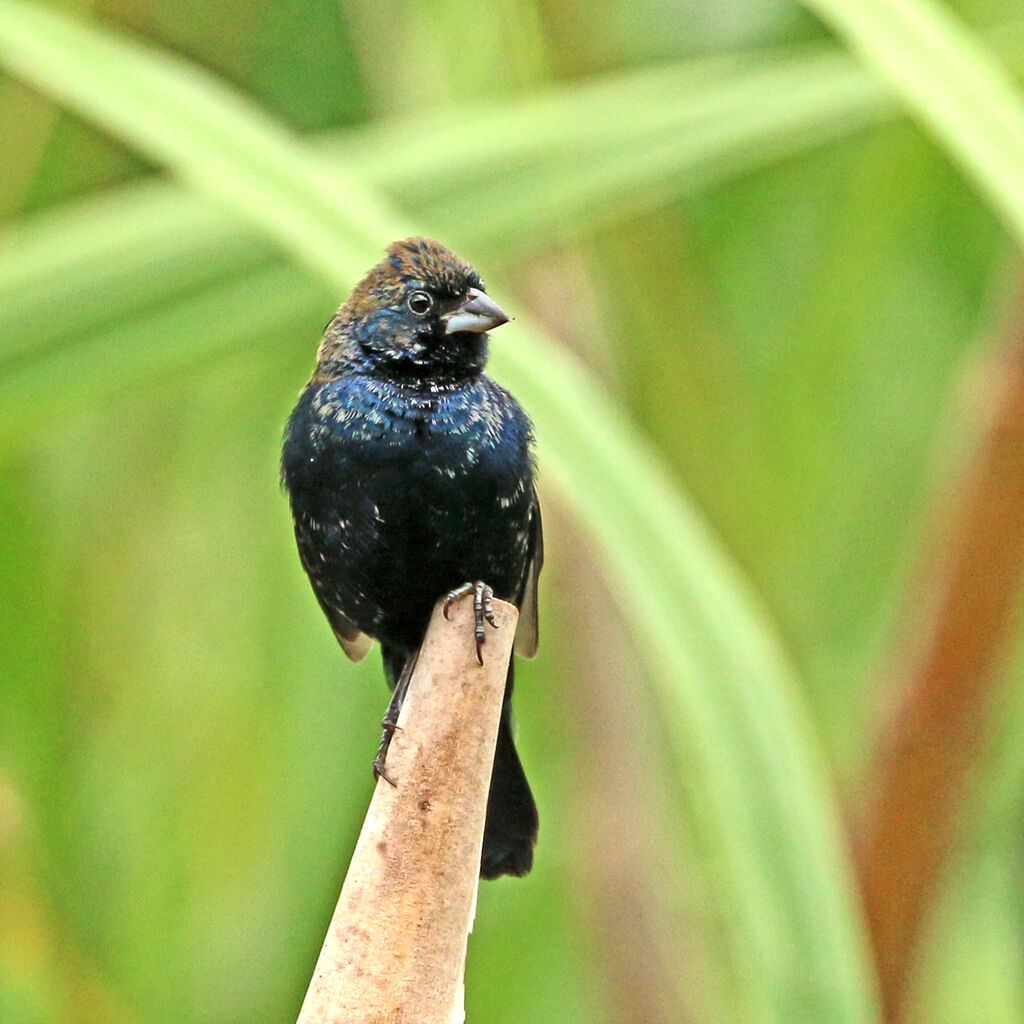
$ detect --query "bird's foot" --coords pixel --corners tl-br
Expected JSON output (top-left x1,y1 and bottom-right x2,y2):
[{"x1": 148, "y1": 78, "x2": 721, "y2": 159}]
[
  {"x1": 443, "y1": 580, "x2": 499, "y2": 664},
  {"x1": 372, "y1": 654, "x2": 415, "y2": 787}
]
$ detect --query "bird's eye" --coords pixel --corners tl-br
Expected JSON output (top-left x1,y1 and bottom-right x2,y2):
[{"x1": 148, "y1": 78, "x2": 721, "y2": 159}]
[{"x1": 407, "y1": 290, "x2": 434, "y2": 316}]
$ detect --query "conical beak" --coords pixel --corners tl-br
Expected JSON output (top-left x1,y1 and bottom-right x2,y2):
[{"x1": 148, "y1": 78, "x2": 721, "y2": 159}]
[{"x1": 443, "y1": 287, "x2": 510, "y2": 334}]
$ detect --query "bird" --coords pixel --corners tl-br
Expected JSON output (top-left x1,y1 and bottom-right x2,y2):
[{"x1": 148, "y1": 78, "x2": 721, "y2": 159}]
[{"x1": 281, "y1": 237, "x2": 542, "y2": 879}]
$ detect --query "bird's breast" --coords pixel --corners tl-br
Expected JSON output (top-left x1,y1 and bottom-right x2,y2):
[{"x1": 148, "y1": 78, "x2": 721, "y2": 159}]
[
  {"x1": 290, "y1": 374, "x2": 531, "y2": 521},
  {"x1": 283, "y1": 373, "x2": 534, "y2": 646}
]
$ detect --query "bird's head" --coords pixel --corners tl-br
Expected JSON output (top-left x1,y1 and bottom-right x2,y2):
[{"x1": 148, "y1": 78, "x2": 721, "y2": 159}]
[{"x1": 313, "y1": 237, "x2": 510, "y2": 382}]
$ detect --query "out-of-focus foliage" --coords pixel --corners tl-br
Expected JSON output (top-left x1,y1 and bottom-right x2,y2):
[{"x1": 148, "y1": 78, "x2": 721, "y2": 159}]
[{"x1": 1, "y1": 1, "x2": 1022, "y2": 1023}]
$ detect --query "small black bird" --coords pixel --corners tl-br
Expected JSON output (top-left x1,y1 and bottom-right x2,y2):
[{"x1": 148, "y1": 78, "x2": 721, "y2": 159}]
[{"x1": 281, "y1": 238, "x2": 541, "y2": 878}]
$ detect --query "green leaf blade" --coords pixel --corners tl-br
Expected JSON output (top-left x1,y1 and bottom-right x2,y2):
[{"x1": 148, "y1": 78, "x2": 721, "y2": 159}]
[{"x1": 802, "y1": 0, "x2": 1024, "y2": 246}]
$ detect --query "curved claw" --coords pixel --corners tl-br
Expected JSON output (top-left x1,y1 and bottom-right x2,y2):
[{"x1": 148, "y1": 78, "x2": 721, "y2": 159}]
[
  {"x1": 443, "y1": 581, "x2": 474, "y2": 620},
  {"x1": 373, "y1": 754, "x2": 397, "y2": 787}
]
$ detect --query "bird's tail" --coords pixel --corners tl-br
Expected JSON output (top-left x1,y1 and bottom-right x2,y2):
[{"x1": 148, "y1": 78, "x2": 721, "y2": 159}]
[{"x1": 481, "y1": 692, "x2": 538, "y2": 879}]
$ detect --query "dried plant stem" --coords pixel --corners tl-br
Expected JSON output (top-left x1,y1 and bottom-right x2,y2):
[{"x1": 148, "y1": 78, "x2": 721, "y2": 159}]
[
  {"x1": 295, "y1": 593, "x2": 518, "y2": 1024},
  {"x1": 856, "y1": 324, "x2": 1024, "y2": 1022}
]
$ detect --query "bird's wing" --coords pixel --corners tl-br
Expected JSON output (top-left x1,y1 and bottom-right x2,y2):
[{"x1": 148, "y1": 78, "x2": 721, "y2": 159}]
[
  {"x1": 514, "y1": 493, "x2": 543, "y2": 658},
  {"x1": 297, "y1": 546, "x2": 375, "y2": 662},
  {"x1": 330, "y1": 612, "x2": 374, "y2": 662}
]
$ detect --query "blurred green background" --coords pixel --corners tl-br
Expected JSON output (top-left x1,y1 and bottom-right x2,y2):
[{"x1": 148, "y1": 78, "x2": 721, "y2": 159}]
[{"x1": 2, "y1": 0, "x2": 1024, "y2": 1022}]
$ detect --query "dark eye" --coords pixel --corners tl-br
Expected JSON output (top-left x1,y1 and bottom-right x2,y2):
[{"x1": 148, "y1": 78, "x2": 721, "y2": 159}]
[{"x1": 407, "y1": 290, "x2": 434, "y2": 316}]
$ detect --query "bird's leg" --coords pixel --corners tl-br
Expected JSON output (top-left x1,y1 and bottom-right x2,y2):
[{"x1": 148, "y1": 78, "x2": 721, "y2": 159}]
[
  {"x1": 372, "y1": 653, "x2": 416, "y2": 786},
  {"x1": 443, "y1": 580, "x2": 499, "y2": 664}
]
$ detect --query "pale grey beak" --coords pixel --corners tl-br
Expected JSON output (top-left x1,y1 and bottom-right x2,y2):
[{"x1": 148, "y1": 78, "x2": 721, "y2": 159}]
[{"x1": 443, "y1": 287, "x2": 510, "y2": 334}]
